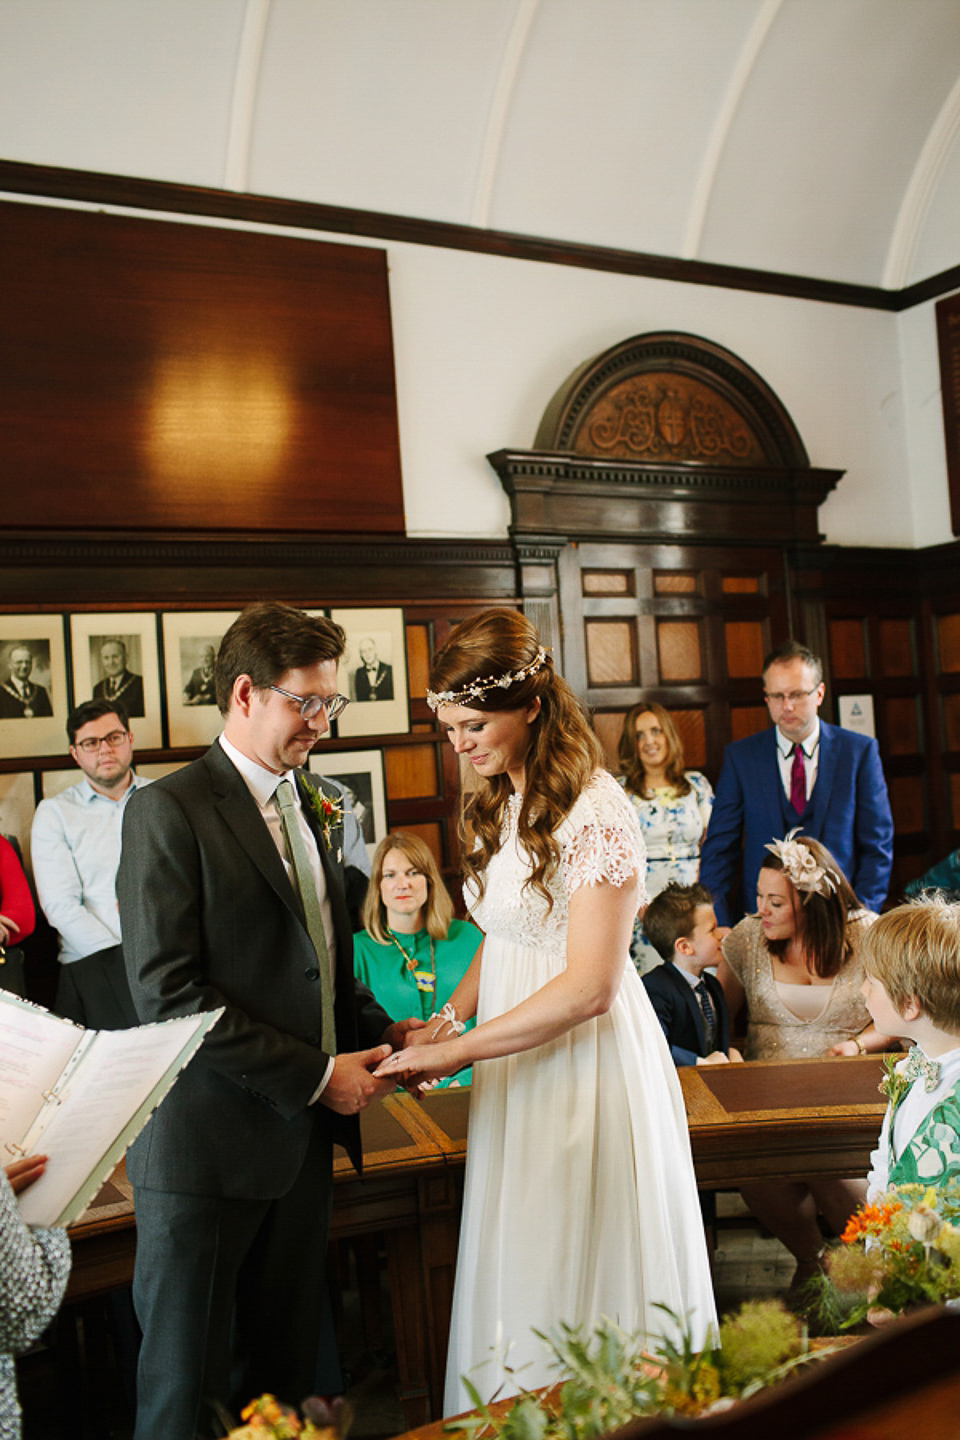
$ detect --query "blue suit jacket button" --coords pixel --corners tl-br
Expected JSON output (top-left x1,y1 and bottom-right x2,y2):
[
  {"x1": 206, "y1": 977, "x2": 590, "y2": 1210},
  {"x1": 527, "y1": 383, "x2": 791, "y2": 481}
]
[{"x1": 304, "y1": 967, "x2": 320, "y2": 981}]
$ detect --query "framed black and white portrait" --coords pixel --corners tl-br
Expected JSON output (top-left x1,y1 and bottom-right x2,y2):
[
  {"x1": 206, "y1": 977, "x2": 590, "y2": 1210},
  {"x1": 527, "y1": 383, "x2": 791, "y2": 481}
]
[
  {"x1": 0, "y1": 772, "x2": 37, "y2": 866},
  {"x1": 70, "y1": 612, "x2": 164, "y2": 749},
  {"x1": 308, "y1": 748, "x2": 388, "y2": 863},
  {"x1": 0, "y1": 615, "x2": 69, "y2": 758},
  {"x1": 331, "y1": 608, "x2": 409, "y2": 738},
  {"x1": 162, "y1": 611, "x2": 240, "y2": 749}
]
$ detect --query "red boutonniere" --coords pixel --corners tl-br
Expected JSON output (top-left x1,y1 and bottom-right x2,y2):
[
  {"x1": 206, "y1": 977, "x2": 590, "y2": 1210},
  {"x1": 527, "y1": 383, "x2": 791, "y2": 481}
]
[{"x1": 301, "y1": 784, "x2": 343, "y2": 853}]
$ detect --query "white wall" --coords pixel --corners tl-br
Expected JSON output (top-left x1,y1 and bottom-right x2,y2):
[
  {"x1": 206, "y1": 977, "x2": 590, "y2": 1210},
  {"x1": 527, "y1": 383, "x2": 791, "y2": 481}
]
[
  {"x1": 386, "y1": 239, "x2": 918, "y2": 545},
  {"x1": 898, "y1": 295, "x2": 957, "y2": 549},
  {"x1": 1, "y1": 0, "x2": 957, "y2": 550}
]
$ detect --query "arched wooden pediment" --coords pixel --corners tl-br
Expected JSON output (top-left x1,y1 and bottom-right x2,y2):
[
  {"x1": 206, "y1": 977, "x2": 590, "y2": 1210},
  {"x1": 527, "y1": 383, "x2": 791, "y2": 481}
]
[
  {"x1": 535, "y1": 331, "x2": 808, "y2": 468},
  {"x1": 489, "y1": 331, "x2": 840, "y2": 545}
]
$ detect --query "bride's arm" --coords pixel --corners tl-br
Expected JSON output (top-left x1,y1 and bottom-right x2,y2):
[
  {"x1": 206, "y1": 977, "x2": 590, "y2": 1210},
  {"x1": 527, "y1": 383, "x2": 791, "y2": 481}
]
[{"x1": 375, "y1": 875, "x2": 637, "y2": 1081}]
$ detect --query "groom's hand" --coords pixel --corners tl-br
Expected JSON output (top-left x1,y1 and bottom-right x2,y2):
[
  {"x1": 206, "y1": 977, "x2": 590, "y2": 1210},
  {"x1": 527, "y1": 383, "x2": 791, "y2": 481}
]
[{"x1": 319, "y1": 1045, "x2": 395, "y2": 1114}]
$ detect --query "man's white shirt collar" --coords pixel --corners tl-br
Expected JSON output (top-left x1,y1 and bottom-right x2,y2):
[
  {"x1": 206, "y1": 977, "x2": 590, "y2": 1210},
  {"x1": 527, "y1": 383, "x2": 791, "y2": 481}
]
[
  {"x1": 776, "y1": 718, "x2": 820, "y2": 759},
  {"x1": 219, "y1": 733, "x2": 295, "y2": 805}
]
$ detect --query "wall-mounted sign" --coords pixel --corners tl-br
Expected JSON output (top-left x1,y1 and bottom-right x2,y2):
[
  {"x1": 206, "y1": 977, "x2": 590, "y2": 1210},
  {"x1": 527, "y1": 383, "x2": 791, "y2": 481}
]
[{"x1": 837, "y1": 694, "x2": 876, "y2": 739}]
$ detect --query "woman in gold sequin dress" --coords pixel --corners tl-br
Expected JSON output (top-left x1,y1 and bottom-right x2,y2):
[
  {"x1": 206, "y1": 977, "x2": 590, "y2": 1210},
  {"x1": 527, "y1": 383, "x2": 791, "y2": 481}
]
[{"x1": 717, "y1": 832, "x2": 894, "y2": 1284}]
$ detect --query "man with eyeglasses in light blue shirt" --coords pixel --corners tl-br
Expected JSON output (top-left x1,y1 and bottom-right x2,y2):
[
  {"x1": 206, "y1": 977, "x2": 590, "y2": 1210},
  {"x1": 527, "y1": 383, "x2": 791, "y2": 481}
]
[
  {"x1": 700, "y1": 639, "x2": 893, "y2": 927},
  {"x1": 31, "y1": 697, "x2": 148, "y2": 1028}
]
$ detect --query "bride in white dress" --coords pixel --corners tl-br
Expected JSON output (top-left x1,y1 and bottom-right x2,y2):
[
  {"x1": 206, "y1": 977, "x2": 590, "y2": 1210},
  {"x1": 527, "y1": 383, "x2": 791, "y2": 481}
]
[{"x1": 378, "y1": 610, "x2": 716, "y2": 1415}]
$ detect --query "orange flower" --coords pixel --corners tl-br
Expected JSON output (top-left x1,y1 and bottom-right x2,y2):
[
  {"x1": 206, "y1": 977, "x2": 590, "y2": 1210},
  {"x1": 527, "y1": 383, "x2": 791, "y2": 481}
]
[{"x1": 841, "y1": 1199, "x2": 903, "y2": 1244}]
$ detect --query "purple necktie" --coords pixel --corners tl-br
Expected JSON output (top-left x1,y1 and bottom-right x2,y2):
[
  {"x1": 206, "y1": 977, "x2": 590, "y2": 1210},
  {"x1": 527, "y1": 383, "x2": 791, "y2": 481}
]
[{"x1": 790, "y1": 743, "x2": 807, "y2": 815}]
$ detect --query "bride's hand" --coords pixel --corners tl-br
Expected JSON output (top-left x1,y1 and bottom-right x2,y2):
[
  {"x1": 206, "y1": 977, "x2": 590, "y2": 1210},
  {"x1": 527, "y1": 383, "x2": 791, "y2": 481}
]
[{"x1": 373, "y1": 1040, "x2": 464, "y2": 1085}]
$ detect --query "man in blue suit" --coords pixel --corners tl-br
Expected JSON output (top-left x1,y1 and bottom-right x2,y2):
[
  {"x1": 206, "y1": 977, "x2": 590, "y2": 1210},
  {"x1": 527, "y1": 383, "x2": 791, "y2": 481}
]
[{"x1": 699, "y1": 641, "x2": 893, "y2": 926}]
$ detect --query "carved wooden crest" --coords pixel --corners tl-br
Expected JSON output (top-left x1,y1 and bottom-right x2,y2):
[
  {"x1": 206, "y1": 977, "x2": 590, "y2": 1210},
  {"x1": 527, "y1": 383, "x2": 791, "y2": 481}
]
[{"x1": 535, "y1": 331, "x2": 808, "y2": 467}]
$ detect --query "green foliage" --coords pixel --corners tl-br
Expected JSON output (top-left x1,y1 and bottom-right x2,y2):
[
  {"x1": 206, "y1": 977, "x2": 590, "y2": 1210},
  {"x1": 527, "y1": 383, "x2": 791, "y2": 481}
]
[
  {"x1": 716, "y1": 1301, "x2": 804, "y2": 1391},
  {"x1": 446, "y1": 1301, "x2": 833, "y2": 1438}
]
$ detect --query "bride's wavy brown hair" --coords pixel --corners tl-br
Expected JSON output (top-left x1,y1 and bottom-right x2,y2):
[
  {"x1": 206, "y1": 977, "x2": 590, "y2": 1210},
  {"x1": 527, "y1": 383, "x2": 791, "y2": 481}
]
[{"x1": 430, "y1": 609, "x2": 604, "y2": 910}]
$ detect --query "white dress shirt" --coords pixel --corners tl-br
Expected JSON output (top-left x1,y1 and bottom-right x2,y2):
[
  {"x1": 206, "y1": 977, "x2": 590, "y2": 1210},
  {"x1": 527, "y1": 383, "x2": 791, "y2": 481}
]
[
  {"x1": 31, "y1": 773, "x2": 151, "y2": 963},
  {"x1": 218, "y1": 735, "x2": 336, "y2": 961},
  {"x1": 218, "y1": 735, "x2": 337, "y2": 1098}
]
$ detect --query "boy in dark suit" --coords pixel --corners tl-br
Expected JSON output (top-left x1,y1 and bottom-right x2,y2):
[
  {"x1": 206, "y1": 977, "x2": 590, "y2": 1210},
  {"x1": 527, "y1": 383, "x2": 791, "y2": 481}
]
[
  {"x1": 642, "y1": 882, "x2": 742, "y2": 1068},
  {"x1": 643, "y1": 882, "x2": 742, "y2": 1239}
]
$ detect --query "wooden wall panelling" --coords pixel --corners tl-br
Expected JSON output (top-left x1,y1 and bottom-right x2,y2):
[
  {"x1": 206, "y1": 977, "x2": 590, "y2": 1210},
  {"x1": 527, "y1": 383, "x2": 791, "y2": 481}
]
[
  {"x1": 558, "y1": 541, "x2": 787, "y2": 787},
  {"x1": 828, "y1": 617, "x2": 868, "y2": 680},
  {"x1": 0, "y1": 202, "x2": 405, "y2": 535},
  {"x1": 929, "y1": 600, "x2": 960, "y2": 867},
  {"x1": 797, "y1": 545, "x2": 952, "y2": 902}
]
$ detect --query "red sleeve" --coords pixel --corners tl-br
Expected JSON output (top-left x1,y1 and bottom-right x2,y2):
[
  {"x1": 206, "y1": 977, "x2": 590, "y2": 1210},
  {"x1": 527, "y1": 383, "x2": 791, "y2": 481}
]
[{"x1": 0, "y1": 836, "x2": 35, "y2": 943}]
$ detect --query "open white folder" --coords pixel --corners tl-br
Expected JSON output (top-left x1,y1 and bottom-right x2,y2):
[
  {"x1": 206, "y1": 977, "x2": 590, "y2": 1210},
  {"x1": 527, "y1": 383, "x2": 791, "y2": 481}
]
[{"x1": 0, "y1": 991, "x2": 221, "y2": 1226}]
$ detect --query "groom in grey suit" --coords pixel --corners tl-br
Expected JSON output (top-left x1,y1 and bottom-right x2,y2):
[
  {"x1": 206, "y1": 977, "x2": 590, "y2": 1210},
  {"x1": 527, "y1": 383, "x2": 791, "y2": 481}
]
[{"x1": 117, "y1": 602, "x2": 416, "y2": 1440}]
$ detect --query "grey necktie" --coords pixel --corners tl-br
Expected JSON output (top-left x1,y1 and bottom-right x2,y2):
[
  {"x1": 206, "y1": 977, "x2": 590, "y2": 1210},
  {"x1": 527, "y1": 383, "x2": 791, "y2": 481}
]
[{"x1": 274, "y1": 779, "x2": 336, "y2": 1055}]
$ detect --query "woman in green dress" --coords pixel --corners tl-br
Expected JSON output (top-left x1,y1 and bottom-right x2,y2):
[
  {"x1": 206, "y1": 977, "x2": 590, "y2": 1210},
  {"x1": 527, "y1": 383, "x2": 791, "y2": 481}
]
[{"x1": 354, "y1": 832, "x2": 481, "y2": 1086}]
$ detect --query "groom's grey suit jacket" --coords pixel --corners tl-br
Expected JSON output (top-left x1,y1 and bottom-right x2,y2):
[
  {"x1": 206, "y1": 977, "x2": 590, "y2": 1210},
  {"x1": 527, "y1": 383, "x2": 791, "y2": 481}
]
[{"x1": 117, "y1": 740, "x2": 391, "y2": 1197}]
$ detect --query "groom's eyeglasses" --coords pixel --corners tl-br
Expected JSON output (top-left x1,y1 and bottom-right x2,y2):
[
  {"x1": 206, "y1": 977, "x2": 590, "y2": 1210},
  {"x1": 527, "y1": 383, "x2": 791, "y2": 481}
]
[{"x1": 270, "y1": 685, "x2": 350, "y2": 723}]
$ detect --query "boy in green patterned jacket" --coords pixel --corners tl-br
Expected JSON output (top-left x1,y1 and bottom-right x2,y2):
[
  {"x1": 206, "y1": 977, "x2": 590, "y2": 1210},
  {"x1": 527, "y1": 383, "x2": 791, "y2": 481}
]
[{"x1": 862, "y1": 898, "x2": 960, "y2": 1200}]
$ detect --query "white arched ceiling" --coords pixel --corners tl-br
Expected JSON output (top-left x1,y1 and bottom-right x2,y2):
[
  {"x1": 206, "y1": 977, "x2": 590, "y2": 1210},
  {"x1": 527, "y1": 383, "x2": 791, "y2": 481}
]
[{"x1": 1, "y1": 0, "x2": 958, "y2": 290}]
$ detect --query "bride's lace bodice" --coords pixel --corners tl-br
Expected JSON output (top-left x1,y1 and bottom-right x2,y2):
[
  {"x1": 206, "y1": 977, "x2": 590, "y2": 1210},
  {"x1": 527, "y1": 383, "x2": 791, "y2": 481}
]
[{"x1": 466, "y1": 769, "x2": 647, "y2": 959}]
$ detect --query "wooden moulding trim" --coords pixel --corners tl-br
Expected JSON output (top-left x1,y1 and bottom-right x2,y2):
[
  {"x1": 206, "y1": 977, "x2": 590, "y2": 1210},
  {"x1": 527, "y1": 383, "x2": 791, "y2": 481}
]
[
  {"x1": 0, "y1": 534, "x2": 521, "y2": 606},
  {"x1": 0, "y1": 158, "x2": 937, "y2": 313},
  {"x1": 489, "y1": 450, "x2": 842, "y2": 505},
  {"x1": 0, "y1": 532, "x2": 515, "y2": 569}
]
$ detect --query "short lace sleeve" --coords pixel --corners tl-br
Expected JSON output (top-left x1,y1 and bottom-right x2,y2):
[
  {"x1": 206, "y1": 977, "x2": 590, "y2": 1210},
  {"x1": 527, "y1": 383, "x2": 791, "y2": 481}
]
[{"x1": 560, "y1": 771, "x2": 647, "y2": 899}]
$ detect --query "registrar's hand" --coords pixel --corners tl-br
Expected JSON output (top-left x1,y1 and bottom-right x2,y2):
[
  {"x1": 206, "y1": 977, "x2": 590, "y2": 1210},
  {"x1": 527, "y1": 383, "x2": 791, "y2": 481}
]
[
  {"x1": 319, "y1": 1045, "x2": 396, "y2": 1115},
  {"x1": 5, "y1": 1154, "x2": 47, "y2": 1195}
]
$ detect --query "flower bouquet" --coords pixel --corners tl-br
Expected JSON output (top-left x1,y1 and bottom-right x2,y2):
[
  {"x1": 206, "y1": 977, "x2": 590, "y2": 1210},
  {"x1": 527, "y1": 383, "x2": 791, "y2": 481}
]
[
  {"x1": 820, "y1": 1180, "x2": 960, "y2": 1329},
  {"x1": 453, "y1": 1300, "x2": 839, "y2": 1438},
  {"x1": 225, "y1": 1393, "x2": 350, "y2": 1440}
]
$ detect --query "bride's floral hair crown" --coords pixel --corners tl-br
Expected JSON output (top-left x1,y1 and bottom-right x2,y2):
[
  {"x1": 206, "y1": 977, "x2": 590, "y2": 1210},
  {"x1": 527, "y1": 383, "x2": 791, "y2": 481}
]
[
  {"x1": 764, "y1": 828, "x2": 838, "y2": 900},
  {"x1": 426, "y1": 646, "x2": 549, "y2": 711}
]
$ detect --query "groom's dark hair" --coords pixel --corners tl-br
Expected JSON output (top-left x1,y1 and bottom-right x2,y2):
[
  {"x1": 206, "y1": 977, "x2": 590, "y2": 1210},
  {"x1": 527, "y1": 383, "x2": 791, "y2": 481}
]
[{"x1": 215, "y1": 602, "x2": 346, "y2": 714}]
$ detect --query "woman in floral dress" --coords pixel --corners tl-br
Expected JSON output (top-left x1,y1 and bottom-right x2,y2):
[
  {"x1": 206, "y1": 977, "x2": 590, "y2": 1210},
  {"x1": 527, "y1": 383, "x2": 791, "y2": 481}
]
[{"x1": 617, "y1": 703, "x2": 713, "y2": 973}]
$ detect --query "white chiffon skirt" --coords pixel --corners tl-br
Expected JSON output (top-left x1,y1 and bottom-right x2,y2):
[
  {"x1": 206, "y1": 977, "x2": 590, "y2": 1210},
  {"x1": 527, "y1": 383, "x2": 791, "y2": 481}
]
[{"x1": 443, "y1": 939, "x2": 716, "y2": 1414}]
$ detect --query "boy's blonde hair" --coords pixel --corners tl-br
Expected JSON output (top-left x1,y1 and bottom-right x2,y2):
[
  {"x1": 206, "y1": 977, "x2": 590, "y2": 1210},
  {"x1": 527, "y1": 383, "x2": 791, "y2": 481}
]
[{"x1": 861, "y1": 897, "x2": 960, "y2": 1033}]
